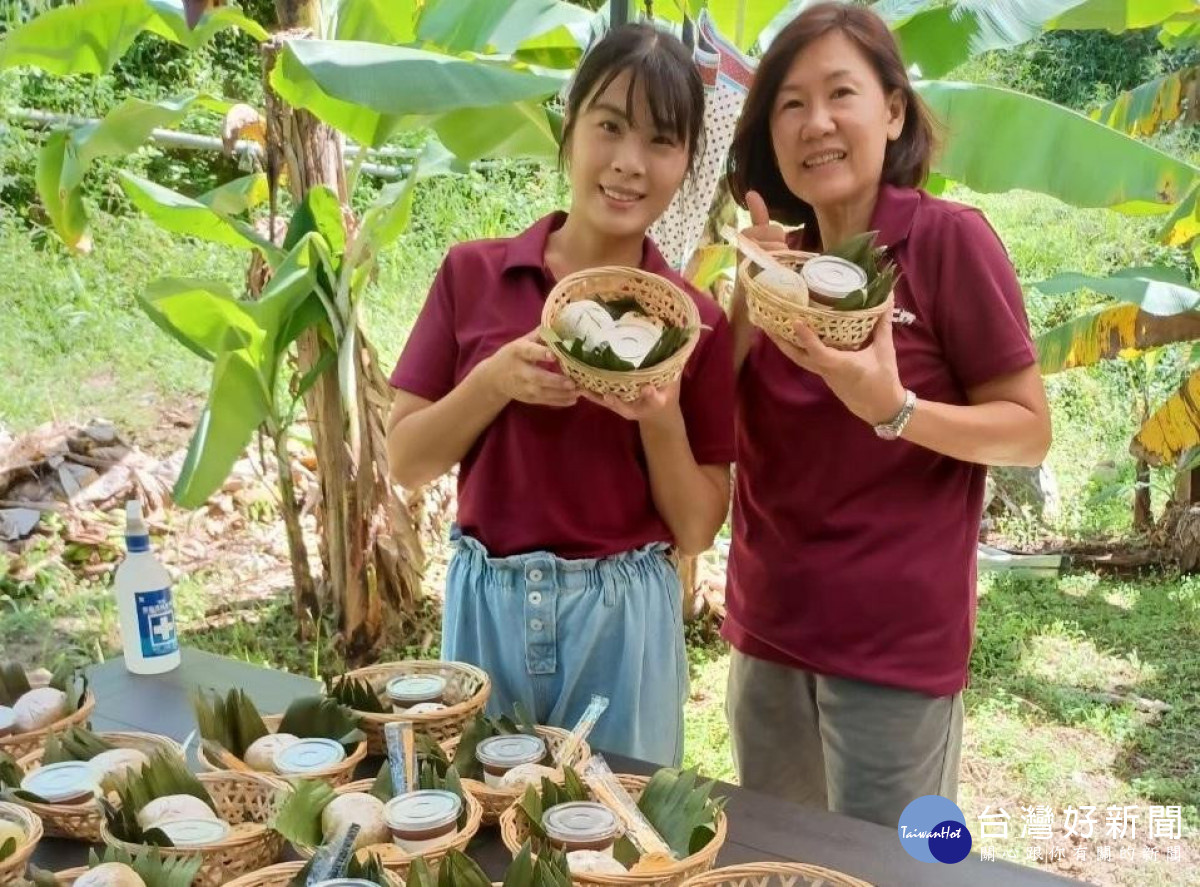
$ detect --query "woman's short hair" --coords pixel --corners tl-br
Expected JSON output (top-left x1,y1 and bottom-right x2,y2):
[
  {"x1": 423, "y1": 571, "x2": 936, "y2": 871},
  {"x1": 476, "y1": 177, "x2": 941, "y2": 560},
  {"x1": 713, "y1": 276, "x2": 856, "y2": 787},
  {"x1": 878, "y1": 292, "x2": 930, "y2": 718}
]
[{"x1": 726, "y1": 1, "x2": 937, "y2": 226}]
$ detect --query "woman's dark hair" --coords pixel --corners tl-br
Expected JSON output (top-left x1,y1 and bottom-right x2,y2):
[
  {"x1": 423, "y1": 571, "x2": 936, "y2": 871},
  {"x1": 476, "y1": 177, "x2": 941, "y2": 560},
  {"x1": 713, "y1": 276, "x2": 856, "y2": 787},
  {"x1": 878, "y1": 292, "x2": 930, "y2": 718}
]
[
  {"x1": 559, "y1": 22, "x2": 705, "y2": 177},
  {"x1": 726, "y1": 1, "x2": 937, "y2": 226}
]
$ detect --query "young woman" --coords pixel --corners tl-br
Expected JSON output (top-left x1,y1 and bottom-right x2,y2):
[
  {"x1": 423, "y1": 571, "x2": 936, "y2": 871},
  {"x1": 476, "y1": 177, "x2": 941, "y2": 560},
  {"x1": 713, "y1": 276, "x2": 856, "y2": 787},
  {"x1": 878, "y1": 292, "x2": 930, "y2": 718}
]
[
  {"x1": 385, "y1": 24, "x2": 734, "y2": 767},
  {"x1": 724, "y1": 2, "x2": 1052, "y2": 825}
]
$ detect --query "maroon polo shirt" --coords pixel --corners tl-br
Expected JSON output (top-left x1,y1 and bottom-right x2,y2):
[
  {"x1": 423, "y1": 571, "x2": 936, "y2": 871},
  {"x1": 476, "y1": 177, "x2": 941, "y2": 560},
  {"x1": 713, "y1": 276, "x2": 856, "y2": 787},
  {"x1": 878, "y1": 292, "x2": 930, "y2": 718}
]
[
  {"x1": 390, "y1": 212, "x2": 735, "y2": 559},
  {"x1": 724, "y1": 185, "x2": 1036, "y2": 697}
]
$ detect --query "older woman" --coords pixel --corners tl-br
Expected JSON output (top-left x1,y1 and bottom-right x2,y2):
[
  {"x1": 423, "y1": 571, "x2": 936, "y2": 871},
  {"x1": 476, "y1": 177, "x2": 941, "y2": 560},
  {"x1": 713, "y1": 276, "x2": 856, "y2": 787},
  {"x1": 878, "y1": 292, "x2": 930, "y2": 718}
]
[{"x1": 723, "y1": 1, "x2": 1052, "y2": 828}]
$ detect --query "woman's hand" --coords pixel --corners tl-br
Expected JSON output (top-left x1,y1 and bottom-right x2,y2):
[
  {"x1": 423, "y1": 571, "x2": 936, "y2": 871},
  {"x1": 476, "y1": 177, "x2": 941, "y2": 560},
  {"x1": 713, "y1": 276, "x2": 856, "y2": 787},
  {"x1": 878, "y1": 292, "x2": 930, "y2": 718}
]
[
  {"x1": 479, "y1": 330, "x2": 580, "y2": 408},
  {"x1": 743, "y1": 190, "x2": 790, "y2": 253},
  {"x1": 771, "y1": 311, "x2": 907, "y2": 426},
  {"x1": 586, "y1": 382, "x2": 681, "y2": 424}
]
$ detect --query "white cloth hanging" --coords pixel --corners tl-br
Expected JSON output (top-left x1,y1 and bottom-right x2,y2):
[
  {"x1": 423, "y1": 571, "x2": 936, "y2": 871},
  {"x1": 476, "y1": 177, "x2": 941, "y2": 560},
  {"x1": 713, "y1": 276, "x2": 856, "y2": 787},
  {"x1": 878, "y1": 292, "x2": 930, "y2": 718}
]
[{"x1": 649, "y1": 9, "x2": 757, "y2": 272}]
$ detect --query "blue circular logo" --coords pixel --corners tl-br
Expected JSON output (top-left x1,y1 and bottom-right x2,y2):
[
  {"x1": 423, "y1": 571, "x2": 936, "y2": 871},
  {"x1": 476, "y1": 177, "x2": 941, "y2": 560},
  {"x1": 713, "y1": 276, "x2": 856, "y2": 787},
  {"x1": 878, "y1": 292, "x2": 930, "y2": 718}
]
[{"x1": 897, "y1": 795, "x2": 972, "y2": 864}]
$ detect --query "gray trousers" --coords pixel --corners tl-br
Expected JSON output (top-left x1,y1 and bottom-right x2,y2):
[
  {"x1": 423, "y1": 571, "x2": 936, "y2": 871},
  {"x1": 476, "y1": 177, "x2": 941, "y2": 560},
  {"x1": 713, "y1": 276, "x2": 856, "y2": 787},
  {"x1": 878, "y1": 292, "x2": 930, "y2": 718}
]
[{"x1": 727, "y1": 649, "x2": 964, "y2": 829}]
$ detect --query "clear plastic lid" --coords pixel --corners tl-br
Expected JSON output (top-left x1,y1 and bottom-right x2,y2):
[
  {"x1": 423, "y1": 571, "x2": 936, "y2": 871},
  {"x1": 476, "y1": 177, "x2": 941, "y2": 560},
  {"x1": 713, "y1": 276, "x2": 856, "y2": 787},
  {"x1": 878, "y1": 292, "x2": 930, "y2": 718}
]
[
  {"x1": 383, "y1": 789, "x2": 462, "y2": 832},
  {"x1": 272, "y1": 737, "x2": 347, "y2": 773},
  {"x1": 0, "y1": 705, "x2": 14, "y2": 733},
  {"x1": 543, "y1": 802, "x2": 621, "y2": 844},
  {"x1": 386, "y1": 674, "x2": 447, "y2": 704},
  {"x1": 156, "y1": 817, "x2": 231, "y2": 846},
  {"x1": 475, "y1": 734, "x2": 547, "y2": 769},
  {"x1": 21, "y1": 761, "x2": 99, "y2": 802},
  {"x1": 801, "y1": 256, "x2": 868, "y2": 298}
]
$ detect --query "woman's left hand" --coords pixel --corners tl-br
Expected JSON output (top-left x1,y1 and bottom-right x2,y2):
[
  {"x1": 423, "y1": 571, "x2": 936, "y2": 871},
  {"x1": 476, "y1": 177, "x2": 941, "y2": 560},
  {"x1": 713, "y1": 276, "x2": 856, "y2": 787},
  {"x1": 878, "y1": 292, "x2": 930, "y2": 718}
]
[
  {"x1": 771, "y1": 311, "x2": 907, "y2": 425},
  {"x1": 586, "y1": 382, "x2": 682, "y2": 424}
]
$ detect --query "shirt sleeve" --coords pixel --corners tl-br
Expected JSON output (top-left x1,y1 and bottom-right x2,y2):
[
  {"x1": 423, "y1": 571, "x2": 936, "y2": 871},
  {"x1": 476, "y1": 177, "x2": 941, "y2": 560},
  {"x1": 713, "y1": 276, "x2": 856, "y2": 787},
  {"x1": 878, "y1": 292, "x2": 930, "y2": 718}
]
[
  {"x1": 934, "y1": 209, "x2": 1037, "y2": 389},
  {"x1": 388, "y1": 253, "x2": 459, "y2": 401},
  {"x1": 680, "y1": 306, "x2": 736, "y2": 465}
]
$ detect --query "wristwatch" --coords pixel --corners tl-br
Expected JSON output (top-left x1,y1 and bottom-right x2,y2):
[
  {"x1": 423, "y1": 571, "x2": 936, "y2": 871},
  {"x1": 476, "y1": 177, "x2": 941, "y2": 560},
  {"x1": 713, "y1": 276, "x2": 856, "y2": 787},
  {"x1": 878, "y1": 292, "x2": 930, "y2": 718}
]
[{"x1": 874, "y1": 389, "x2": 917, "y2": 441}]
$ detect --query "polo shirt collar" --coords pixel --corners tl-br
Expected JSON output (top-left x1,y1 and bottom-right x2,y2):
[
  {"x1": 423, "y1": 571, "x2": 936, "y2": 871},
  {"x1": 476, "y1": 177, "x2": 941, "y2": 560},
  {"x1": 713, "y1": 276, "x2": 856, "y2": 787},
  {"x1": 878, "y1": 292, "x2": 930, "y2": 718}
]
[
  {"x1": 502, "y1": 211, "x2": 672, "y2": 276},
  {"x1": 798, "y1": 183, "x2": 920, "y2": 251}
]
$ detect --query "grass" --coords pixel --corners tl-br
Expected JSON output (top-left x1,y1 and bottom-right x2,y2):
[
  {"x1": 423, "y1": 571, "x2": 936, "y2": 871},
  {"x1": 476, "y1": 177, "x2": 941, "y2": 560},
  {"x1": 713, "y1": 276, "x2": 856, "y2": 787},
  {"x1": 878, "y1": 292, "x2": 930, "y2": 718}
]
[{"x1": 2, "y1": 162, "x2": 1199, "y2": 885}]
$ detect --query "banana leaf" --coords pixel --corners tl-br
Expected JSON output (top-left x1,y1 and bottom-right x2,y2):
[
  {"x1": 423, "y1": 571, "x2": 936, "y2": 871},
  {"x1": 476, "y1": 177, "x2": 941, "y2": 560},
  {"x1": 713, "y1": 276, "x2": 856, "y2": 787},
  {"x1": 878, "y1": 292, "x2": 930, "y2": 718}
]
[
  {"x1": 449, "y1": 704, "x2": 539, "y2": 780},
  {"x1": 105, "y1": 750, "x2": 216, "y2": 844},
  {"x1": 596, "y1": 296, "x2": 646, "y2": 320},
  {"x1": 0, "y1": 753, "x2": 51, "y2": 805},
  {"x1": 288, "y1": 850, "x2": 391, "y2": 887},
  {"x1": 516, "y1": 767, "x2": 590, "y2": 847},
  {"x1": 49, "y1": 848, "x2": 205, "y2": 887},
  {"x1": 437, "y1": 847, "x2": 493, "y2": 887},
  {"x1": 639, "y1": 325, "x2": 692, "y2": 369},
  {"x1": 558, "y1": 338, "x2": 637, "y2": 372},
  {"x1": 273, "y1": 778, "x2": 338, "y2": 847},
  {"x1": 406, "y1": 855, "x2": 435, "y2": 887},
  {"x1": 0, "y1": 662, "x2": 32, "y2": 706},
  {"x1": 324, "y1": 673, "x2": 388, "y2": 714},
  {"x1": 612, "y1": 767, "x2": 725, "y2": 865},
  {"x1": 191, "y1": 688, "x2": 270, "y2": 758},
  {"x1": 277, "y1": 696, "x2": 365, "y2": 748},
  {"x1": 41, "y1": 726, "x2": 116, "y2": 764},
  {"x1": 50, "y1": 663, "x2": 89, "y2": 714},
  {"x1": 0, "y1": 754, "x2": 23, "y2": 790}
]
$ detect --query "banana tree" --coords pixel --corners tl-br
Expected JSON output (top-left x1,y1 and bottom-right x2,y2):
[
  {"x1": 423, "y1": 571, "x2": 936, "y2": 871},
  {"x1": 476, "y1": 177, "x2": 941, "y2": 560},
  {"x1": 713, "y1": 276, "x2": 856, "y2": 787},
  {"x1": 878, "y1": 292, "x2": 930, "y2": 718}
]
[{"x1": 8, "y1": 0, "x2": 1200, "y2": 626}]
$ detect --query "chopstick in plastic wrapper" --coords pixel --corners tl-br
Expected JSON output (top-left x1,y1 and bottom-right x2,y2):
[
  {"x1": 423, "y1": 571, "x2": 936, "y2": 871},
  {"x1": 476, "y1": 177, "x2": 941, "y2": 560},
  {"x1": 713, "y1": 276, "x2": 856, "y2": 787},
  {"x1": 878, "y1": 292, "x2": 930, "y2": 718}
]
[
  {"x1": 555, "y1": 694, "x2": 608, "y2": 769},
  {"x1": 582, "y1": 755, "x2": 677, "y2": 872}
]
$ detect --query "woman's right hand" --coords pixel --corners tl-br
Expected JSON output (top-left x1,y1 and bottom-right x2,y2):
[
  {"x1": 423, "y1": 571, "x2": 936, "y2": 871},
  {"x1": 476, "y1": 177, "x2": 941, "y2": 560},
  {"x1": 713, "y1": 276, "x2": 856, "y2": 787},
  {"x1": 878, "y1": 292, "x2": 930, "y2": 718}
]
[
  {"x1": 479, "y1": 330, "x2": 580, "y2": 408},
  {"x1": 743, "y1": 190, "x2": 789, "y2": 253}
]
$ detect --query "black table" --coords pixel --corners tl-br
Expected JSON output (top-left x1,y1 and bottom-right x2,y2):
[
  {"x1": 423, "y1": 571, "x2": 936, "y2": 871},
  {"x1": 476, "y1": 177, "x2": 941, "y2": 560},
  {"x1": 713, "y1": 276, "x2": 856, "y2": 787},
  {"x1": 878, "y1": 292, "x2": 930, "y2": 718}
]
[{"x1": 31, "y1": 648, "x2": 1087, "y2": 886}]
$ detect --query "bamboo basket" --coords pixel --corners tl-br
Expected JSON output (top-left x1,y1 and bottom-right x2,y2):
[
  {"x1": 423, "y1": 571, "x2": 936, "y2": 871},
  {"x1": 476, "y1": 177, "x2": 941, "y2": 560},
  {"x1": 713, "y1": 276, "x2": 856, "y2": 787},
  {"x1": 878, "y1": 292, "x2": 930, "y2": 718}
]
[
  {"x1": 197, "y1": 714, "x2": 369, "y2": 788},
  {"x1": 341, "y1": 661, "x2": 490, "y2": 754},
  {"x1": 440, "y1": 725, "x2": 592, "y2": 826},
  {"x1": 498, "y1": 774, "x2": 727, "y2": 887},
  {"x1": 291, "y1": 778, "x2": 484, "y2": 879},
  {"x1": 16, "y1": 731, "x2": 184, "y2": 841},
  {"x1": 221, "y1": 861, "x2": 405, "y2": 887},
  {"x1": 0, "y1": 690, "x2": 96, "y2": 762},
  {"x1": 540, "y1": 266, "x2": 702, "y2": 402},
  {"x1": 100, "y1": 770, "x2": 290, "y2": 887},
  {"x1": 0, "y1": 802, "x2": 42, "y2": 887},
  {"x1": 681, "y1": 862, "x2": 874, "y2": 887},
  {"x1": 740, "y1": 252, "x2": 892, "y2": 352}
]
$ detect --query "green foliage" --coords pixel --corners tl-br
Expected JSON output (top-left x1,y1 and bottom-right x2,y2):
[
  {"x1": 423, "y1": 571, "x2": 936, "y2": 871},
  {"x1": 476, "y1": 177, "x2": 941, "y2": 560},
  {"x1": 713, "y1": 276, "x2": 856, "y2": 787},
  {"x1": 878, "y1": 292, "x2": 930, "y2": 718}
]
[
  {"x1": 449, "y1": 704, "x2": 540, "y2": 780},
  {"x1": 324, "y1": 673, "x2": 387, "y2": 714},
  {"x1": 287, "y1": 851, "x2": 391, "y2": 887},
  {"x1": 104, "y1": 750, "x2": 217, "y2": 845},
  {"x1": 273, "y1": 778, "x2": 337, "y2": 847},
  {"x1": 823, "y1": 230, "x2": 897, "y2": 310},
  {"x1": 192, "y1": 687, "x2": 270, "y2": 759},
  {"x1": 41, "y1": 726, "x2": 116, "y2": 764}
]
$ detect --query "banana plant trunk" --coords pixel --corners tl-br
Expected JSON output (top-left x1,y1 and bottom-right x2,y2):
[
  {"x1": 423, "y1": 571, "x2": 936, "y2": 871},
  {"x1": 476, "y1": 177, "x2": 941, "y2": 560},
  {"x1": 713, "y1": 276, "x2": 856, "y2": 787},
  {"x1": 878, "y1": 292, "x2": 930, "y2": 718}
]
[{"x1": 263, "y1": 0, "x2": 424, "y2": 659}]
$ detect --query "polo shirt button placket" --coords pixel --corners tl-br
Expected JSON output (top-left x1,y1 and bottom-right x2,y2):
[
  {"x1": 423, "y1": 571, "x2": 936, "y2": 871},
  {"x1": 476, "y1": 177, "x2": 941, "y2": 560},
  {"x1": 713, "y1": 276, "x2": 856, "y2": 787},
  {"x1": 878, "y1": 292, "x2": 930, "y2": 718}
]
[{"x1": 523, "y1": 560, "x2": 556, "y2": 676}]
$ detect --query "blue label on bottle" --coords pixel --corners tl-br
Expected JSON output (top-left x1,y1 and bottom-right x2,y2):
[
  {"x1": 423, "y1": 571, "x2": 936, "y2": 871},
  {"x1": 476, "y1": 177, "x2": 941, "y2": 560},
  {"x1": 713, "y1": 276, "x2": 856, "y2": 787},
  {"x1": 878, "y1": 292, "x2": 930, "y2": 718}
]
[{"x1": 135, "y1": 588, "x2": 179, "y2": 658}]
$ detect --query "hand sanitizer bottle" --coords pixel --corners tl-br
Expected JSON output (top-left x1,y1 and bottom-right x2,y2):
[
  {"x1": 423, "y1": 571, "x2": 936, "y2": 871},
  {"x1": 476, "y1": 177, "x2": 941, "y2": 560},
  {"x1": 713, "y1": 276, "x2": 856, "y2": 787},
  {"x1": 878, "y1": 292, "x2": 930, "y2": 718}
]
[{"x1": 114, "y1": 500, "x2": 181, "y2": 674}]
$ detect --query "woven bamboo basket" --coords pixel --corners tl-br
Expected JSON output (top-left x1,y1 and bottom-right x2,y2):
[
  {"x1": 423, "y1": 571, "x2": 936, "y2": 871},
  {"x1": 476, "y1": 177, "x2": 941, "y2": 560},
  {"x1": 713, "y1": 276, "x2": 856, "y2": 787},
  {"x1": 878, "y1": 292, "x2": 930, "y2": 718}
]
[
  {"x1": 681, "y1": 862, "x2": 874, "y2": 887},
  {"x1": 540, "y1": 266, "x2": 702, "y2": 402},
  {"x1": 439, "y1": 725, "x2": 592, "y2": 826},
  {"x1": 498, "y1": 774, "x2": 727, "y2": 887},
  {"x1": 341, "y1": 661, "x2": 490, "y2": 754},
  {"x1": 0, "y1": 802, "x2": 42, "y2": 887},
  {"x1": 740, "y1": 252, "x2": 892, "y2": 352},
  {"x1": 16, "y1": 731, "x2": 184, "y2": 841},
  {"x1": 100, "y1": 770, "x2": 290, "y2": 887},
  {"x1": 291, "y1": 778, "x2": 484, "y2": 879},
  {"x1": 197, "y1": 714, "x2": 368, "y2": 788},
  {"x1": 0, "y1": 690, "x2": 96, "y2": 761},
  {"x1": 221, "y1": 861, "x2": 406, "y2": 887}
]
